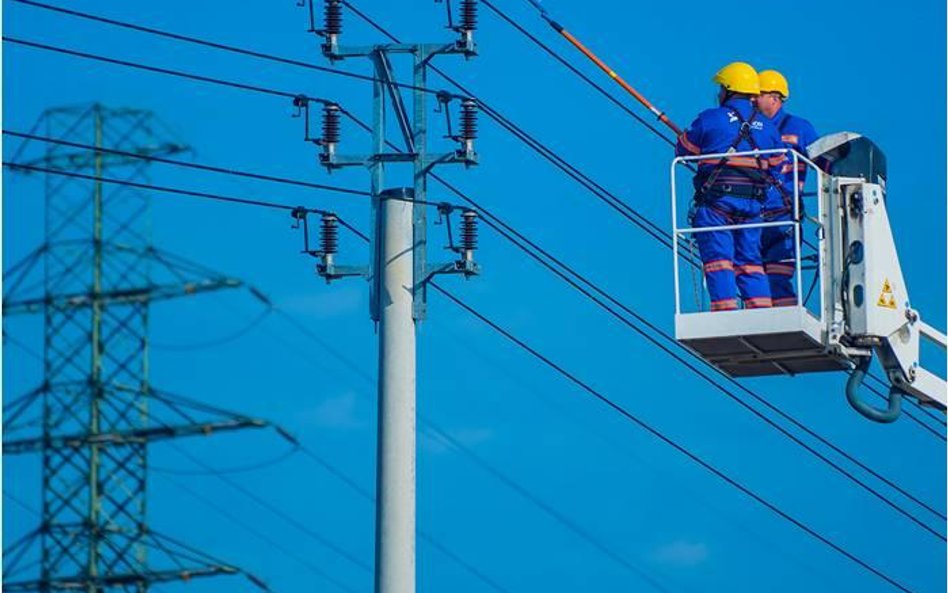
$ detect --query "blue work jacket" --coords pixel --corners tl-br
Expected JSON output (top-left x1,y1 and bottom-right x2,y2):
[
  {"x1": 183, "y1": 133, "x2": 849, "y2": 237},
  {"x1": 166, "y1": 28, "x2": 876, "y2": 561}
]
[
  {"x1": 676, "y1": 98, "x2": 785, "y2": 188},
  {"x1": 769, "y1": 108, "x2": 819, "y2": 194}
]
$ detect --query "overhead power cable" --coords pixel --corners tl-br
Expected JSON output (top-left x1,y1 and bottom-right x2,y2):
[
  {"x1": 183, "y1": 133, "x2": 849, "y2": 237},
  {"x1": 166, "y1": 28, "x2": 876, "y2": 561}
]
[
  {"x1": 425, "y1": 174, "x2": 948, "y2": 525},
  {"x1": 335, "y1": 95, "x2": 947, "y2": 525},
  {"x1": 151, "y1": 441, "x2": 298, "y2": 475},
  {"x1": 157, "y1": 474, "x2": 360, "y2": 593},
  {"x1": 11, "y1": 29, "x2": 935, "y2": 527},
  {"x1": 3, "y1": 130, "x2": 372, "y2": 197},
  {"x1": 428, "y1": 282, "x2": 917, "y2": 593},
  {"x1": 10, "y1": 0, "x2": 932, "y2": 430},
  {"x1": 3, "y1": 36, "x2": 303, "y2": 100},
  {"x1": 12, "y1": 2, "x2": 940, "y2": 568},
  {"x1": 483, "y1": 0, "x2": 675, "y2": 146},
  {"x1": 339, "y1": 0, "x2": 684, "y2": 254},
  {"x1": 8, "y1": 84, "x2": 939, "y2": 535},
  {"x1": 6, "y1": 0, "x2": 454, "y2": 99},
  {"x1": 166, "y1": 442, "x2": 373, "y2": 574},
  {"x1": 312, "y1": 205, "x2": 918, "y2": 591},
  {"x1": 3, "y1": 489, "x2": 40, "y2": 517},
  {"x1": 4, "y1": 161, "x2": 325, "y2": 213},
  {"x1": 264, "y1": 319, "x2": 677, "y2": 593},
  {"x1": 1, "y1": 5, "x2": 688, "y2": 264},
  {"x1": 335, "y1": 1, "x2": 946, "y2": 522},
  {"x1": 479, "y1": 0, "x2": 945, "y2": 430},
  {"x1": 151, "y1": 307, "x2": 272, "y2": 351}
]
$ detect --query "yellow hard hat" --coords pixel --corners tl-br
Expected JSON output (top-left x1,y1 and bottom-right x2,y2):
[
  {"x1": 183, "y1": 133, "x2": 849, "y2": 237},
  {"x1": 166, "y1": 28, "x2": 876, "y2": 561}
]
[
  {"x1": 759, "y1": 69, "x2": 790, "y2": 98},
  {"x1": 712, "y1": 62, "x2": 760, "y2": 95}
]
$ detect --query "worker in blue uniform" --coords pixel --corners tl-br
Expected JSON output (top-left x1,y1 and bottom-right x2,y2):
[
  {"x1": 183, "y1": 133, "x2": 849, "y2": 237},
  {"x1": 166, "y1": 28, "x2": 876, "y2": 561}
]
[
  {"x1": 756, "y1": 70, "x2": 819, "y2": 307},
  {"x1": 676, "y1": 62, "x2": 784, "y2": 311}
]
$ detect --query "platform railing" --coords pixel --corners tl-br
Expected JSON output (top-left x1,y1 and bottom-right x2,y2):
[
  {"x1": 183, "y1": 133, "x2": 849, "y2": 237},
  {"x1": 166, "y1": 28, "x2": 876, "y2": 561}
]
[{"x1": 670, "y1": 148, "x2": 827, "y2": 320}]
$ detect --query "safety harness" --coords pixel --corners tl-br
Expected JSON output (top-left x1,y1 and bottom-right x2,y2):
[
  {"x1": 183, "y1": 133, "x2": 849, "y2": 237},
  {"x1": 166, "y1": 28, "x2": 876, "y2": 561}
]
[{"x1": 694, "y1": 102, "x2": 793, "y2": 209}]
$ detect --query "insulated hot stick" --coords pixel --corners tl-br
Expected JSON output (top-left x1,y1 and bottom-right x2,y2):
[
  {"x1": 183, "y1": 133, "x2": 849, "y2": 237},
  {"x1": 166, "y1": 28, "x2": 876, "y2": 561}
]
[{"x1": 523, "y1": 0, "x2": 682, "y2": 136}]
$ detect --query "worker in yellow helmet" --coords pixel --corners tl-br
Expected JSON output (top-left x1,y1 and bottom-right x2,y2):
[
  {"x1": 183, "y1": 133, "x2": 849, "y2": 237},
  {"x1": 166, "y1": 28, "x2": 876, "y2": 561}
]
[
  {"x1": 756, "y1": 69, "x2": 819, "y2": 307},
  {"x1": 675, "y1": 62, "x2": 785, "y2": 311}
]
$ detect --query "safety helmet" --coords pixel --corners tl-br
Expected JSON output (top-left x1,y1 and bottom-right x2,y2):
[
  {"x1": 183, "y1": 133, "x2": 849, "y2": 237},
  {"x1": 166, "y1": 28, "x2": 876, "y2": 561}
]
[
  {"x1": 759, "y1": 69, "x2": 790, "y2": 98},
  {"x1": 712, "y1": 62, "x2": 760, "y2": 95}
]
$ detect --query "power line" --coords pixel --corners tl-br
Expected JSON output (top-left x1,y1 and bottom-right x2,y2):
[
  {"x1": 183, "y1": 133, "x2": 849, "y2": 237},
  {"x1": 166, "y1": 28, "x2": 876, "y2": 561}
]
[
  {"x1": 3, "y1": 160, "x2": 327, "y2": 213},
  {"x1": 335, "y1": 96, "x2": 947, "y2": 525},
  {"x1": 9, "y1": 31, "x2": 937, "y2": 526},
  {"x1": 3, "y1": 489, "x2": 40, "y2": 517},
  {"x1": 150, "y1": 307, "x2": 272, "y2": 351},
  {"x1": 7, "y1": 0, "x2": 454, "y2": 99},
  {"x1": 157, "y1": 473, "x2": 360, "y2": 593},
  {"x1": 151, "y1": 443, "x2": 299, "y2": 476},
  {"x1": 7, "y1": 8, "x2": 940, "y2": 584},
  {"x1": 263, "y1": 315, "x2": 677, "y2": 593},
  {"x1": 428, "y1": 282, "x2": 918, "y2": 593},
  {"x1": 480, "y1": 0, "x2": 675, "y2": 146},
  {"x1": 8, "y1": 90, "x2": 940, "y2": 535},
  {"x1": 4, "y1": 36, "x2": 302, "y2": 100},
  {"x1": 3, "y1": 130, "x2": 372, "y2": 197},
  {"x1": 3, "y1": 133, "x2": 463, "y2": 220},
  {"x1": 165, "y1": 442, "x2": 373, "y2": 575},
  {"x1": 288, "y1": 442, "x2": 518, "y2": 593},
  {"x1": 426, "y1": 174, "x2": 948, "y2": 526},
  {"x1": 333, "y1": 2, "x2": 946, "y2": 528},
  {"x1": 2, "y1": 330, "x2": 44, "y2": 363},
  {"x1": 424, "y1": 425, "x2": 680, "y2": 593},
  {"x1": 273, "y1": 260, "x2": 919, "y2": 591},
  {"x1": 9, "y1": 2, "x2": 934, "y2": 432},
  {"x1": 2, "y1": 9, "x2": 687, "y2": 263},
  {"x1": 275, "y1": 206, "x2": 918, "y2": 590},
  {"x1": 476, "y1": 0, "x2": 945, "y2": 432}
]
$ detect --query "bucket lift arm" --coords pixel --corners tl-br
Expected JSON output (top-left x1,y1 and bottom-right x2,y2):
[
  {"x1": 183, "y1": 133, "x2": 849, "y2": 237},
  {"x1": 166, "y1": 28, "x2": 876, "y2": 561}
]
[{"x1": 813, "y1": 133, "x2": 947, "y2": 422}]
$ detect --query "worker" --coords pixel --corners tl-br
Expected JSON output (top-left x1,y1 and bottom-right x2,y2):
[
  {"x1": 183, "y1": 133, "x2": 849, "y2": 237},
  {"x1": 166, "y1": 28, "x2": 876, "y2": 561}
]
[
  {"x1": 676, "y1": 62, "x2": 784, "y2": 311},
  {"x1": 756, "y1": 69, "x2": 819, "y2": 307}
]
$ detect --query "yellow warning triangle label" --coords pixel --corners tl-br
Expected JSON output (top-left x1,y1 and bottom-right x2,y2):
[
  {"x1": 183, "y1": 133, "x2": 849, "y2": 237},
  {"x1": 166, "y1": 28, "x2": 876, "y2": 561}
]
[{"x1": 877, "y1": 278, "x2": 897, "y2": 309}]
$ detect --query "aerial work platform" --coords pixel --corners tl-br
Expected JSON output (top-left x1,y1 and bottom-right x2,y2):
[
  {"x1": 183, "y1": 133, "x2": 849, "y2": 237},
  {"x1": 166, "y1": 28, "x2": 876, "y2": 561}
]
[
  {"x1": 676, "y1": 306, "x2": 847, "y2": 377},
  {"x1": 670, "y1": 147, "x2": 838, "y2": 378},
  {"x1": 670, "y1": 135, "x2": 947, "y2": 422}
]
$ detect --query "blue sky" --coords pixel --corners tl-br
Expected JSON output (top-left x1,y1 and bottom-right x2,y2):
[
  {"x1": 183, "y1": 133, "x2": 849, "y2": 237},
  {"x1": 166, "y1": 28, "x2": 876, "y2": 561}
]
[{"x1": 3, "y1": 1, "x2": 946, "y2": 592}]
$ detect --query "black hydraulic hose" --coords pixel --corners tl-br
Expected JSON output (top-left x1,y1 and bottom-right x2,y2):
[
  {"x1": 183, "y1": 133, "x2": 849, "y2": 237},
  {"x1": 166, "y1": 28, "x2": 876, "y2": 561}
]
[{"x1": 847, "y1": 357, "x2": 902, "y2": 424}]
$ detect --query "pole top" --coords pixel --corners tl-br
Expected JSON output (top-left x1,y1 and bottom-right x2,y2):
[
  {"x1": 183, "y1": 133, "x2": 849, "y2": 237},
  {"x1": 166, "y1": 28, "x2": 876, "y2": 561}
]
[{"x1": 379, "y1": 187, "x2": 414, "y2": 200}]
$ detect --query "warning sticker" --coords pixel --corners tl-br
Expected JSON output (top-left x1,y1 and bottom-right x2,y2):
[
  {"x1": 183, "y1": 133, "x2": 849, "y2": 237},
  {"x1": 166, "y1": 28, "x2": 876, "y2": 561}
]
[{"x1": 877, "y1": 279, "x2": 897, "y2": 310}]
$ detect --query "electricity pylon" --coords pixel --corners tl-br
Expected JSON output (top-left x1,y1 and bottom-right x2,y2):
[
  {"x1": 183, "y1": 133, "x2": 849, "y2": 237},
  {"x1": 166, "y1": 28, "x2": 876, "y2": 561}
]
[{"x1": 2, "y1": 104, "x2": 270, "y2": 592}]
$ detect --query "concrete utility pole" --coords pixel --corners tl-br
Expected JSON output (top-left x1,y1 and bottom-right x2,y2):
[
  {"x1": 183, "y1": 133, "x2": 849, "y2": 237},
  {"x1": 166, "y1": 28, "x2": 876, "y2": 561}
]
[
  {"x1": 299, "y1": 2, "x2": 482, "y2": 592},
  {"x1": 375, "y1": 188, "x2": 417, "y2": 593}
]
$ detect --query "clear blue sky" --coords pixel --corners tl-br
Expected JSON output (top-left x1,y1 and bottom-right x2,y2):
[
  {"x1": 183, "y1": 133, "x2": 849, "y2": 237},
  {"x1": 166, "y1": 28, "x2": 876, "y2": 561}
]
[{"x1": 3, "y1": 1, "x2": 946, "y2": 592}]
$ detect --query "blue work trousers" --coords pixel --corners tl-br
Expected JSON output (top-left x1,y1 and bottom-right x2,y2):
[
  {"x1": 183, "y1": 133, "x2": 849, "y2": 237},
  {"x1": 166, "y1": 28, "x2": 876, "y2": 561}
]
[
  {"x1": 693, "y1": 194, "x2": 772, "y2": 311},
  {"x1": 761, "y1": 210, "x2": 798, "y2": 306}
]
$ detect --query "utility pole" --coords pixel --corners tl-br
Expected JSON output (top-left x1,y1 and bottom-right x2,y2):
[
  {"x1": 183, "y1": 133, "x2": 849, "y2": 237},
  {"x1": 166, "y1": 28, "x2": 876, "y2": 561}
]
[
  {"x1": 2, "y1": 104, "x2": 271, "y2": 592},
  {"x1": 292, "y1": 2, "x2": 482, "y2": 592},
  {"x1": 375, "y1": 188, "x2": 417, "y2": 593}
]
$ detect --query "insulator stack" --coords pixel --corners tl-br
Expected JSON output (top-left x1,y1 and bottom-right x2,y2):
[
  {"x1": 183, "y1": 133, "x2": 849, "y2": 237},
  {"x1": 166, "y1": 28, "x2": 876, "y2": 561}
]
[
  {"x1": 460, "y1": 210, "x2": 477, "y2": 261},
  {"x1": 460, "y1": 99, "x2": 478, "y2": 140},
  {"x1": 320, "y1": 214, "x2": 339, "y2": 255},
  {"x1": 456, "y1": 0, "x2": 477, "y2": 53},
  {"x1": 459, "y1": 0, "x2": 478, "y2": 31},
  {"x1": 322, "y1": 104, "x2": 341, "y2": 144},
  {"x1": 322, "y1": 0, "x2": 342, "y2": 57},
  {"x1": 459, "y1": 99, "x2": 477, "y2": 159},
  {"x1": 321, "y1": 103, "x2": 341, "y2": 164},
  {"x1": 323, "y1": 0, "x2": 343, "y2": 35}
]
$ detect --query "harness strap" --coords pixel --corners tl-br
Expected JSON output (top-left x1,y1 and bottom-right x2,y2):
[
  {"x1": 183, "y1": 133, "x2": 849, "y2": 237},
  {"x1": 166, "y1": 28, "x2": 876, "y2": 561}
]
[
  {"x1": 733, "y1": 107, "x2": 796, "y2": 212},
  {"x1": 697, "y1": 105, "x2": 769, "y2": 196}
]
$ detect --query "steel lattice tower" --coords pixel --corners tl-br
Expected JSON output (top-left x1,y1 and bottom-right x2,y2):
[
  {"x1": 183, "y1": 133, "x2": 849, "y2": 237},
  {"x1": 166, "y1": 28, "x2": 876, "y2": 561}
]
[{"x1": 3, "y1": 104, "x2": 270, "y2": 592}]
